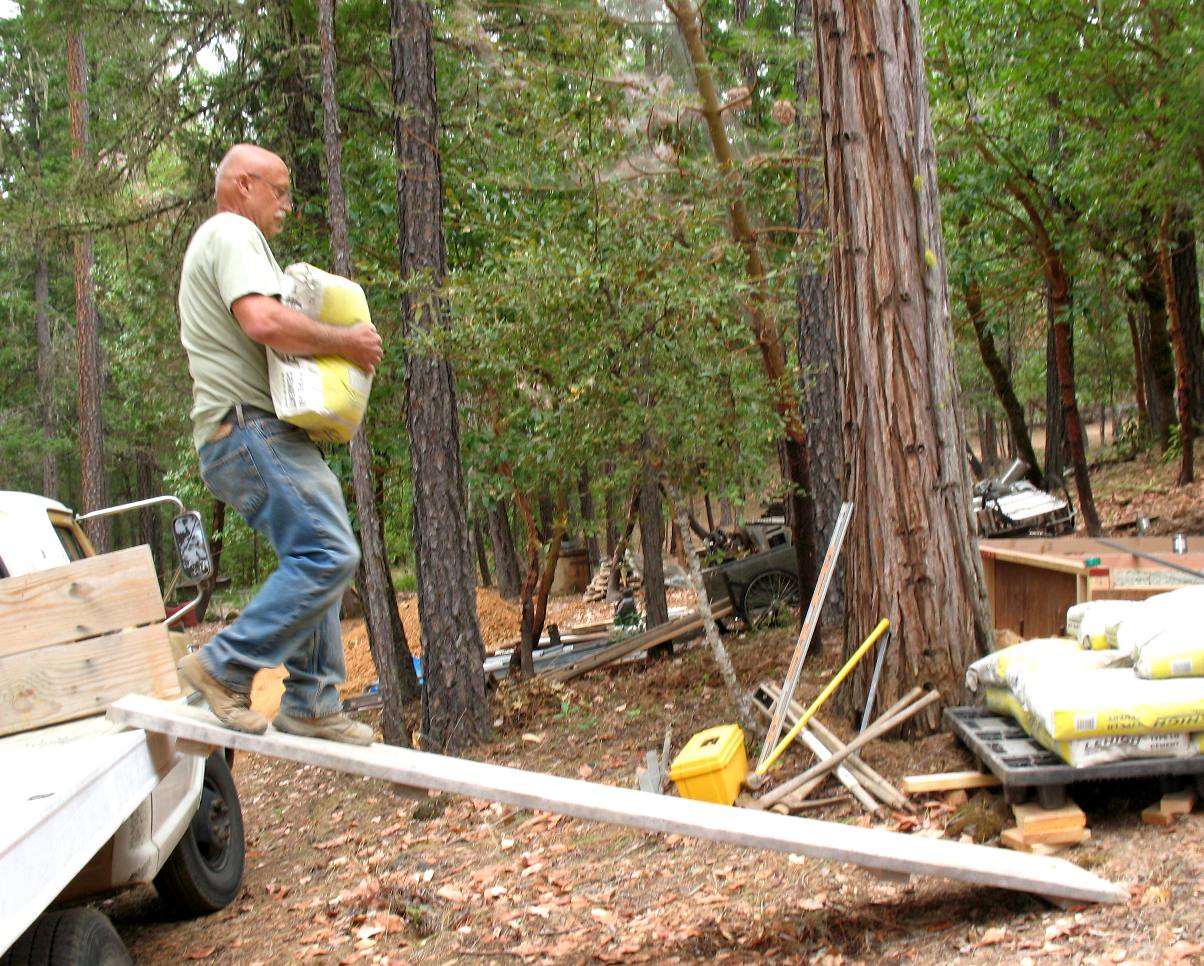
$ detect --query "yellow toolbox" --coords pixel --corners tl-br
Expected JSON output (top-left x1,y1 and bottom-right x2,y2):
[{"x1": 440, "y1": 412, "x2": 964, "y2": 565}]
[{"x1": 669, "y1": 724, "x2": 747, "y2": 805}]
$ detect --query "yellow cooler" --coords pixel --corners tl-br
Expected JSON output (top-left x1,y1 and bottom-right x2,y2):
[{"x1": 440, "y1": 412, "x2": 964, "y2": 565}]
[{"x1": 669, "y1": 724, "x2": 747, "y2": 805}]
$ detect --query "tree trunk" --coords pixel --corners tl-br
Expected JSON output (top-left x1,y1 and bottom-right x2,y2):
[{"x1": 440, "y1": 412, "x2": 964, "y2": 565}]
[
  {"x1": 195, "y1": 500, "x2": 225, "y2": 624},
  {"x1": 1159, "y1": 209, "x2": 1194, "y2": 484},
  {"x1": 639, "y1": 459, "x2": 669, "y2": 634},
  {"x1": 135, "y1": 452, "x2": 160, "y2": 569},
  {"x1": 320, "y1": 0, "x2": 415, "y2": 746},
  {"x1": 1043, "y1": 296, "x2": 1068, "y2": 483},
  {"x1": 1126, "y1": 306, "x2": 1149, "y2": 435},
  {"x1": 667, "y1": 0, "x2": 820, "y2": 612},
  {"x1": 1044, "y1": 259, "x2": 1101, "y2": 533},
  {"x1": 510, "y1": 487, "x2": 565, "y2": 677},
  {"x1": 390, "y1": 0, "x2": 489, "y2": 753},
  {"x1": 472, "y1": 506, "x2": 492, "y2": 588},
  {"x1": 35, "y1": 239, "x2": 57, "y2": 499},
  {"x1": 66, "y1": 21, "x2": 108, "y2": 552},
  {"x1": 606, "y1": 485, "x2": 641, "y2": 601},
  {"x1": 274, "y1": 0, "x2": 323, "y2": 197},
  {"x1": 1171, "y1": 220, "x2": 1204, "y2": 426},
  {"x1": 487, "y1": 498, "x2": 522, "y2": 600},
  {"x1": 811, "y1": 0, "x2": 993, "y2": 727},
  {"x1": 1136, "y1": 241, "x2": 1177, "y2": 448},
  {"x1": 669, "y1": 491, "x2": 758, "y2": 735},
  {"x1": 577, "y1": 468, "x2": 601, "y2": 567},
  {"x1": 795, "y1": 0, "x2": 846, "y2": 630},
  {"x1": 965, "y1": 279, "x2": 1043, "y2": 487}
]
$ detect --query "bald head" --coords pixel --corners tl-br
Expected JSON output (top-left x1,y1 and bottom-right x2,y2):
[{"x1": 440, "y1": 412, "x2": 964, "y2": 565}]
[{"x1": 214, "y1": 144, "x2": 293, "y2": 237}]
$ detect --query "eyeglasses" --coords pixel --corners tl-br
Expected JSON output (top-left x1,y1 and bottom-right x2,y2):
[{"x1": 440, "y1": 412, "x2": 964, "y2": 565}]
[{"x1": 245, "y1": 172, "x2": 292, "y2": 204}]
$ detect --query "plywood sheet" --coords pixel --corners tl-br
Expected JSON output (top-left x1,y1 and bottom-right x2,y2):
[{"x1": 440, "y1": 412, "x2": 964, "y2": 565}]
[
  {"x1": 108, "y1": 695, "x2": 1128, "y2": 905},
  {"x1": 0, "y1": 547, "x2": 165, "y2": 654},
  {"x1": 0, "y1": 625, "x2": 180, "y2": 737}
]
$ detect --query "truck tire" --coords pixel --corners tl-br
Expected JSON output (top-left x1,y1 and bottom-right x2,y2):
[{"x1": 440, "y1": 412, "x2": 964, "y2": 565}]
[
  {"x1": 153, "y1": 751, "x2": 245, "y2": 916},
  {"x1": 0, "y1": 908, "x2": 131, "y2": 966}
]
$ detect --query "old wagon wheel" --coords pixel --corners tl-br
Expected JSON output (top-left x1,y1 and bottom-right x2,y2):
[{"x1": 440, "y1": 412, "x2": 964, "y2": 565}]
[{"x1": 741, "y1": 570, "x2": 800, "y2": 628}]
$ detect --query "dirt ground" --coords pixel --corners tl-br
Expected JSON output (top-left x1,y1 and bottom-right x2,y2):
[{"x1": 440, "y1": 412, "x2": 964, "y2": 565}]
[{"x1": 103, "y1": 447, "x2": 1203, "y2": 965}]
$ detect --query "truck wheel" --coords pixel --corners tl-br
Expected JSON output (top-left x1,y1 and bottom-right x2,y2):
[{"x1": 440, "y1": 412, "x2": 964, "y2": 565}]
[
  {"x1": 0, "y1": 908, "x2": 131, "y2": 966},
  {"x1": 742, "y1": 570, "x2": 800, "y2": 629},
  {"x1": 154, "y1": 751, "x2": 245, "y2": 916}
]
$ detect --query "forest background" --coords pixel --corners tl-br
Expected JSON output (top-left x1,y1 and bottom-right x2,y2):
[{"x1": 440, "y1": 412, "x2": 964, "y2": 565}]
[{"x1": 0, "y1": 0, "x2": 1201, "y2": 747}]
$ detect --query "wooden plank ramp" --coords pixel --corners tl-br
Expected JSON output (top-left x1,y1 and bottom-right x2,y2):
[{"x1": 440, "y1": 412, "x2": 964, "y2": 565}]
[{"x1": 108, "y1": 695, "x2": 1127, "y2": 905}]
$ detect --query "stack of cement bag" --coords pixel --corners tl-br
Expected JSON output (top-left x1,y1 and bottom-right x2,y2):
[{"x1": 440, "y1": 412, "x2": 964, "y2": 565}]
[{"x1": 967, "y1": 586, "x2": 1204, "y2": 767}]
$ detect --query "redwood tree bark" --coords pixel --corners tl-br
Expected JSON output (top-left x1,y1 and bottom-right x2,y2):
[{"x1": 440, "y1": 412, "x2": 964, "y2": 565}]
[
  {"x1": 66, "y1": 21, "x2": 108, "y2": 551},
  {"x1": 389, "y1": 0, "x2": 489, "y2": 752},
  {"x1": 319, "y1": 0, "x2": 417, "y2": 747},
  {"x1": 794, "y1": 0, "x2": 845, "y2": 630},
  {"x1": 811, "y1": 0, "x2": 993, "y2": 726}
]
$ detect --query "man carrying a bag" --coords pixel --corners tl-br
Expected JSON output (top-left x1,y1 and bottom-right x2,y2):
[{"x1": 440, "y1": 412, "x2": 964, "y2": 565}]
[{"x1": 177, "y1": 143, "x2": 382, "y2": 744}]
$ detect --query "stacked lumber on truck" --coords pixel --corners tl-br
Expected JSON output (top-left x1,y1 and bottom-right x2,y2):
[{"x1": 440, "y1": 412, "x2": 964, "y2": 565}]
[{"x1": 0, "y1": 547, "x2": 181, "y2": 736}]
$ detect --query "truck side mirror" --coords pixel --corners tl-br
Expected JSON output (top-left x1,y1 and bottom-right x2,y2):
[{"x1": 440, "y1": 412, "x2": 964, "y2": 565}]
[{"x1": 171, "y1": 511, "x2": 213, "y2": 586}]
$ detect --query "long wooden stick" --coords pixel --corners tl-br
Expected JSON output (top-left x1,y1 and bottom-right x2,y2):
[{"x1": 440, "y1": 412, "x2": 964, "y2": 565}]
[
  {"x1": 753, "y1": 691, "x2": 940, "y2": 809},
  {"x1": 757, "y1": 502, "x2": 854, "y2": 769}
]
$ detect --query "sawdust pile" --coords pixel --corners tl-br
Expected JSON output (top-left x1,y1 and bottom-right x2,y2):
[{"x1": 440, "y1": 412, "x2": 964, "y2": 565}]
[{"x1": 340, "y1": 588, "x2": 524, "y2": 695}]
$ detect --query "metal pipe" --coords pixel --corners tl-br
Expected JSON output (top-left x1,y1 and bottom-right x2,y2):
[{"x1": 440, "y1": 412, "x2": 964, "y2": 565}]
[
  {"x1": 1095, "y1": 537, "x2": 1204, "y2": 581},
  {"x1": 76, "y1": 494, "x2": 184, "y2": 522}
]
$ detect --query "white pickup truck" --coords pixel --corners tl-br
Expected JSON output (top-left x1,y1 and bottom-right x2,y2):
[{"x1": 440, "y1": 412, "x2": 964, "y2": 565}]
[{"x1": 0, "y1": 492, "x2": 245, "y2": 965}]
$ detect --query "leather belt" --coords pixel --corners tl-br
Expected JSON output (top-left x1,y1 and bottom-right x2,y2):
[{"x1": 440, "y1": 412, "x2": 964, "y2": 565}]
[{"x1": 208, "y1": 403, "x2": 275, "y2": 443}]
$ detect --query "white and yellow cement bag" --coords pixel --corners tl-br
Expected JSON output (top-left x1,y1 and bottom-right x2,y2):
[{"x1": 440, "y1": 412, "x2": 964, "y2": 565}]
[
  {"x1": 1010, "y1": 666, "x2": 1204, "y2": 740},
  {"x1": 269, "y1": 263, "x2": 373, "y2": 443},
  {"x1": 964, "y1": 636, "x2": 1126, "y2": 694},
  {"x1": 984, "y1": 687, "x2": 1200, "y2": 767},
  {"x1": 1132, "y1": 624, "x2": 1204, "y2": 679},
  {"x1": 1066, "y1": 600, "x2": 1140, "y2": 650}
]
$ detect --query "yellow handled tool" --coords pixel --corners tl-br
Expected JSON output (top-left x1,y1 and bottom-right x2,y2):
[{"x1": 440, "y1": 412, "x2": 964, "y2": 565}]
[{"x1": 752, "y1": 618, "x2": 890, "y2": 779}]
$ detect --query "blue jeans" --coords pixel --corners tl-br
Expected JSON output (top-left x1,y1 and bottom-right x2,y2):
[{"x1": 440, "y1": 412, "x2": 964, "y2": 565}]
[{"x1": 197, "y1": 409, "x2": 359, "y2": 719}]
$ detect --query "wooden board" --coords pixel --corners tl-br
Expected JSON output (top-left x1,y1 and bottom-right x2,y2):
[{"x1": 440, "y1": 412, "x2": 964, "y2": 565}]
[
  {"x1": 108, "y1": 695, "x2": 1128, "y2": 905},
  {"x1": 1012, "y1": 802, "x2": 1086, "y2": 834},
  {"x1": 0, "y1": 547, "x2": 165, "y2": 654},
  {"x1": 0, "y1": 727, "x2": 175, "y2": 952},
  {"x1": 544, "y1": 604, "x2": 733, "y2": 683},
  {"x1": 901, "y1": 771, "x2": 1003, "y2": 794},
  {"x1": 979, "y1": 537, "x2": 1204, "y2": 638},
  {"x1": 0, "y1": 625, "x2": 180, "y2": 737}
]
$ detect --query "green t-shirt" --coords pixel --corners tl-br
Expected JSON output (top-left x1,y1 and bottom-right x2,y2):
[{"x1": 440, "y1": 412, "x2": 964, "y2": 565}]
[{"x1": 178, "y1": 212, "x2": 284, "y2": 449}]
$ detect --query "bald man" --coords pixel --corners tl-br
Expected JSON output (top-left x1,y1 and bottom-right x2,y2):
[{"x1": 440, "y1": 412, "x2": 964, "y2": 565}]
[{"x1": 177, "y1": 144, "x2": 382, "y2": 745}]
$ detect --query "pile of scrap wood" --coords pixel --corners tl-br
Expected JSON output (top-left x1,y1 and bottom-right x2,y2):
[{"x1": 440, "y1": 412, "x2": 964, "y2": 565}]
[
  {"x1": 747, "y1": 681, "x2": 920, "y2": 815},
  {"x1": 581, "y1": 566, "x2": 642, "y2": 603},
  {"x1": 540, "y1": 604, "x2": 732, "y2": 683}
]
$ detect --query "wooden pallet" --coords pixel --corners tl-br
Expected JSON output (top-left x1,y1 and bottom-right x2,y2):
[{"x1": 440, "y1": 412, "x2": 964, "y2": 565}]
[{"x1": 108, "y1": 695, "x2": 1127, "y2": 905}]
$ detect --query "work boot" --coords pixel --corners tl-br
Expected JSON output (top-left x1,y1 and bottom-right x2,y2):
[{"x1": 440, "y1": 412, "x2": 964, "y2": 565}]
[
  {"x1": 177, "y1": 652, "x2": 269, "y2": 735},
  {"x1": 272, "y1": 710, "x2": 374, "y2": 745}
]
